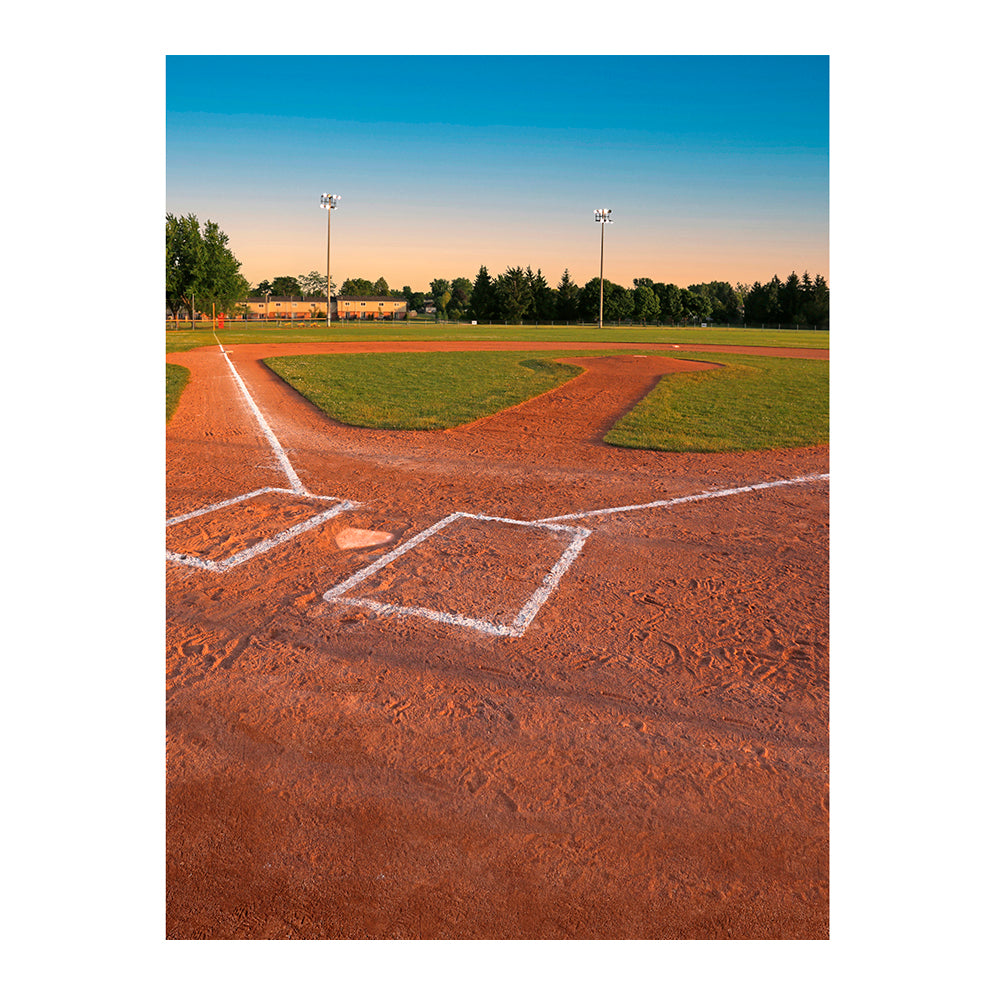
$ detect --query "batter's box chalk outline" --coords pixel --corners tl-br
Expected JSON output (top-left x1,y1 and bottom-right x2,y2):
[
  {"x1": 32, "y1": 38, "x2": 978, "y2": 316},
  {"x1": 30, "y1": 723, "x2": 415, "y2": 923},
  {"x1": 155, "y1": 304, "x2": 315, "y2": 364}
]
[
  {"x1": 322, "y1": 512, "x2": 591, "y2": 638},
  {"x1": 166, "y1": 487, "x2": 357, "y2": 573}
]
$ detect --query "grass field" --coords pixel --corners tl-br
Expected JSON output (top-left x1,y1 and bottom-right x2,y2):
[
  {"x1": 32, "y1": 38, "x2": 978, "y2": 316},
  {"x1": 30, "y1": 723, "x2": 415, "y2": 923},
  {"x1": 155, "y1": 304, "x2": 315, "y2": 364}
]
[
  {"x1": 264, "y1": 352, "x2": 583, "y2": 430},
  {"x1": 166, "y1": 323, "x2": 829, "y2": 354},
  {"x1": 604, "y1": 352, "x2": 828, "y2": 452},
  {"x1": 263, "y1": 348, "x2": 828, "y2": 451},
  {"x1": 166, "y1": 364, "x2": 190, "y2": 421}
]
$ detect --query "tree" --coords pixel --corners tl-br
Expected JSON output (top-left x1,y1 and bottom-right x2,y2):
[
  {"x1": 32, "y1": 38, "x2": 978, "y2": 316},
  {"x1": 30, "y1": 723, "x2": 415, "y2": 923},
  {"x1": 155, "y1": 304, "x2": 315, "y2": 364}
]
[
  {"x1": 373, "y1": 276, "x2": 390, "y2": 296},
  {"x1": 689, "y1": 280, "x2": 741, "y2": 324},
  {"x1": 166, "y1": 213, "x2": 246, "y2": 323},
  {"x1": 529, "y1": 268, "x2": 553, "y2": 323},
  {"x1": 165, "y1": 213, "x2": 203, "y2": 323},
  {"x1": 632, "y1": 283, "x2": 660, "y2": 325},
  {"x1": 429, "y1": 278, "x2": 452, "y2": 320},
  {"x1": 604, "y1": 283, "x2": 633, "y2": 322},
  {"x1": 449, "y1": 277, "x2": 473, "y2": 320},
  {"x1": 469, "y1": 266, "x2": 493, "y2": 322},
  {"x1": 339, "y1": 277, "x2": 374, "y2": 297},
  {"x1": 578, "y1": 278, "x2": 606, "y2": 322},
  {"x1": 555, "y1": 270, "x2": 579, "y2": 322},
  {"x1": 802, "y1": 273, "x2": 829, "y2": 328},
  {"x1": 658, "y1": 283, "x2": 683, "y2": 324},
  {"x1": 681, "y1": 287, "x2": 712, "y2": 323},
  {"x1": 298, "y1": 270, "x2": 330, "y2": 297},
  {"x1": 198, "y1": 220, "x2": 245, "y2": 313},
  {"x1": 271, "y1": 275, "x2": 303, "y2": 298},
  {"x1": 493, "y1": 266, "x2": 531, "y2": 324},
  {"x1": 781, "y1": 271, "x2": 804, "y2": 325},
  {"x1": 252, "y1": 280, "x2": 273, "y2": 298}
]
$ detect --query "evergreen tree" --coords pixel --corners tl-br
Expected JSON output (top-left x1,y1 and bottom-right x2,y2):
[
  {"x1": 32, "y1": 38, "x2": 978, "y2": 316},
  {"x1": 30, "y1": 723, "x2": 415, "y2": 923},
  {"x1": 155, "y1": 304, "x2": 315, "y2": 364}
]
[
  {"x1": 555, "y1": 269, "x2": 580, "y2": 322},
  {"x1": 493, "y1": 266, "x2": 531, "y2": 323},
  {"x1": 781, "y1": 271, "x2": 804, "y2": 325},
  {"x1": 469, "y1": 266, "x2": 494, "y2": 322},
  {"x1": 529, "y1": 267, "x2": 553, "y2": 322}
]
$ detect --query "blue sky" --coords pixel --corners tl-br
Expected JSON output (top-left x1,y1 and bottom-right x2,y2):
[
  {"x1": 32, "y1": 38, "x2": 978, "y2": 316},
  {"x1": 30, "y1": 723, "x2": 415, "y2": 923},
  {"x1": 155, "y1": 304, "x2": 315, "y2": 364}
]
[{"x1": 166, "y1": 55, "x2": 828, "y2": 290}]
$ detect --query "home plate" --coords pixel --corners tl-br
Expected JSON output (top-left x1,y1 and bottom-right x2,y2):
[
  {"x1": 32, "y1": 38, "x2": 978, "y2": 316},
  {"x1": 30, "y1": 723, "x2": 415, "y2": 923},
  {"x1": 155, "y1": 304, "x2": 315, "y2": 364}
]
[{"x1": 335, "y1": 527, "x2": 395, "y2": 550}]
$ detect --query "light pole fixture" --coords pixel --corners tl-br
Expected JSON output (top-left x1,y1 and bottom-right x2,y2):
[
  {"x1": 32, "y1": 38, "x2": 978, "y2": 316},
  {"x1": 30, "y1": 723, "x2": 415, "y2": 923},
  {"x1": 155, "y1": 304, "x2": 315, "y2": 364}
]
[
  {"x1": 594, "y1": 208, "x2": 613, "y2": 329},
  {"x1": 320, "y1": 193, "x2": 341, "y2": 326}
]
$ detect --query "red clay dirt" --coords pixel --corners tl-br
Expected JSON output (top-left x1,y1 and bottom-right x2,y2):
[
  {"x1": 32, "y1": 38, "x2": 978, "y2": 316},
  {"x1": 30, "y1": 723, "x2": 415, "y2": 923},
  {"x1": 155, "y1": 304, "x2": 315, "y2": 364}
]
[{"x1": 166, "y1": 341, "x2": 829, "y2": 939}]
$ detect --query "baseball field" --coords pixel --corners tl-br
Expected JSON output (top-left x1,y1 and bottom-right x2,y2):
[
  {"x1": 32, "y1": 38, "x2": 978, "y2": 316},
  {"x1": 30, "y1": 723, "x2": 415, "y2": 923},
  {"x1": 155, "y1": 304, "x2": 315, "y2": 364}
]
[{"x1": 165, "y1": 326, "x2": 829, "y2": 939}]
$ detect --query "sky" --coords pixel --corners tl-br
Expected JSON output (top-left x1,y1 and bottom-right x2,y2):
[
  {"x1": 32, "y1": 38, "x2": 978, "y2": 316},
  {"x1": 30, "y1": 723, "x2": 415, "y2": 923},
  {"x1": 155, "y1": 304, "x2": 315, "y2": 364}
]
[{"x1": 166, "y1": 55, "x2": 828, "y2": 293}]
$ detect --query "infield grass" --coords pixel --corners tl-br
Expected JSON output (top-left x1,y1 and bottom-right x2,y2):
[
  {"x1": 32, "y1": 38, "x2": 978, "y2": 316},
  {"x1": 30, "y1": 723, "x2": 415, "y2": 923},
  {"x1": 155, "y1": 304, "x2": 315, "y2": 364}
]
[
  {"x1": 166, "y1": 363, "x2": 190, "y2": 422},
  {"x1": 264, "y1": 348, "x2": 827, "y2": 451},
  {"x1": 264, "y1": 352, "x2": 583, "y2": 430},
  {"x1": 167, "y1": 323, "x2": 828, "y2": 354}
]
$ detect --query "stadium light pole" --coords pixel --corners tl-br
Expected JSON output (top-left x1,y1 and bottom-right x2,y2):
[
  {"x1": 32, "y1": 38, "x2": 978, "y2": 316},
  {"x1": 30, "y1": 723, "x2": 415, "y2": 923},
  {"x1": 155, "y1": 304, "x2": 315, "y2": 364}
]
[
  {"x1": 594, "y1": 208, "x2": 613, "y2": 329},
  {"x1": 320, "y1": 193, "x2": 341, "y2": 326}
]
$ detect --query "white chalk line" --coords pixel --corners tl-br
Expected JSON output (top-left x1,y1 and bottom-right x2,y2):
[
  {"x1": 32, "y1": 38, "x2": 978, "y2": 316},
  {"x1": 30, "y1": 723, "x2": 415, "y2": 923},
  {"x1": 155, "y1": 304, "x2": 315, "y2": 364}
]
[
  {"x1": 214, "y1": 335, "x2": 304, "y2": 493},
  {"x1": 165, "y1": 339, "x2": 358, "y2": 571},
  {"x1": 321, "y1": 473, "x2": 827, "y2": 637},
  {"x1": 323, "y1": 513, "x2": 591, "y2": 638},
  {"x1": 167, "y1": 486, "x2": 304, "y2": 527},
  {"x1": 534, "y1": 472, "x2": 830, "y2": 524},
  {"x1": 171, "y1": 339, "x2": 828, "y2": 636},
  {"x1": 166, "y1": 496, "x2": 356, "y2": 573}
]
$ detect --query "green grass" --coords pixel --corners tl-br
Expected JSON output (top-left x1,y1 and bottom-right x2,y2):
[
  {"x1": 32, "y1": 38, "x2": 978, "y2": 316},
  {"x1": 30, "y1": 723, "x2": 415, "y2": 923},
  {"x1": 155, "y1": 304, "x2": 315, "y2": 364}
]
[
  {"x1": 604, "y1": 352, "x2": 828, "y2": 452},
  {"x1": 166, "y1": 323, "x2": 829, "y2": 354},
  {"x1": 263, "y1": 352, "x2": 583, "y2": 430},
  {"x1": 263, "y1": 347, "x2": 828, "y2": 452},
  {"x1": 166, "y1": 363, "x2": 190, "y2": 422}
]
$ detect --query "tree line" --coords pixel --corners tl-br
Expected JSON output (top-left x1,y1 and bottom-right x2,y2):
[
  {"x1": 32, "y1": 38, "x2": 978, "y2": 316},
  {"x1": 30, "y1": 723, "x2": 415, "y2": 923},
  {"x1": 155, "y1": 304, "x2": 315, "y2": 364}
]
[
  {"x1": 168, "y1": 215, "x2": 828, "y2": 327},
  {"x1": 398, "y1": 267, "x2": 829, "y2": 327}
]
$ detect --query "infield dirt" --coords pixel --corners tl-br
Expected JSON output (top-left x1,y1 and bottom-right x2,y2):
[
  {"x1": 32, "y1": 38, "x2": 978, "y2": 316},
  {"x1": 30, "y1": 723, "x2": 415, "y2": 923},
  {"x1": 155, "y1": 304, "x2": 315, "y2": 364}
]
[{"x1": 166, "y1": 341, "x2": 829, "y2": 939}]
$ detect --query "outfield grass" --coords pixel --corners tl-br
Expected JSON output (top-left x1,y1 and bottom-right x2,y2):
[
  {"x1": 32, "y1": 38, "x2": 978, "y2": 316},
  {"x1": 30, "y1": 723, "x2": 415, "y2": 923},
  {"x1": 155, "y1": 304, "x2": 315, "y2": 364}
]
[
  {"x1": 264, "y1": 352, "x2": 583, "y2": 430},
  {"x1": 263, "y1": 348, "x2": 828, "y2": 452},
  {"x1": 604, "y1": 352, "x2": 828, "y2": 452},
  {"x1": 166, "y1": 323, "x2": 829, "y2": 354},
  {"x1": 166, "y1": 363, "x2": 190, "y2": 422}
]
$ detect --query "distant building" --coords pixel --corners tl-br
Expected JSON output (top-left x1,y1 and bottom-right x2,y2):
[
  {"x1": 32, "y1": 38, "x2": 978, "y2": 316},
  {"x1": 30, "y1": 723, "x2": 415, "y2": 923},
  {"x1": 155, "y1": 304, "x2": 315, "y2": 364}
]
[
  {"x1": 335, "y1": 297, "x2": 408, "y2": 321},
  {"x1": 239, "y1": 297, "x2": 407, "y2": 321},
  {"x1": 168, "y1": 296, "x2": 409, "y2": 322},
  {"x1": 243, "y1": 297, "x2": 329, "y2": 320}
]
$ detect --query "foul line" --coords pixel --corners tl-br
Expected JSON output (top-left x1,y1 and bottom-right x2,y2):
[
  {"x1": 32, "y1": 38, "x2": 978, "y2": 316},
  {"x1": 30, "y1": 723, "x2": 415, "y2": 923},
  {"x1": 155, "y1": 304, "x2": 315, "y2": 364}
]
[
  {"x1": 535, "y1": 472, "x2": 830, "y2": 524},
  {"x1": 173, "y1": 346, "x2": 828, "y2": 636},
  {"x1": 214, "y1": 336, "x2": 304, "y2": 492}
]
